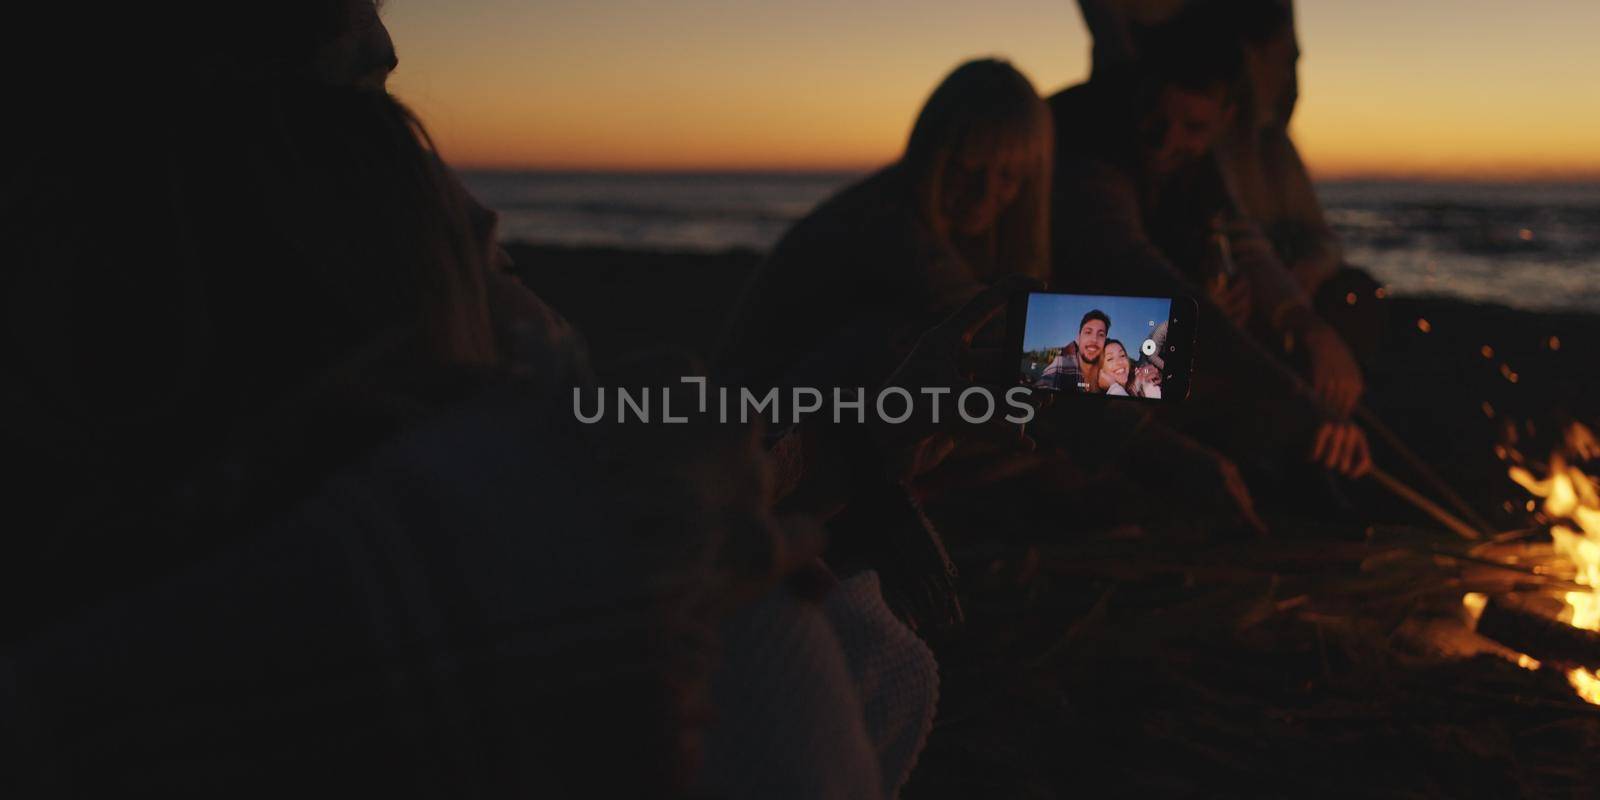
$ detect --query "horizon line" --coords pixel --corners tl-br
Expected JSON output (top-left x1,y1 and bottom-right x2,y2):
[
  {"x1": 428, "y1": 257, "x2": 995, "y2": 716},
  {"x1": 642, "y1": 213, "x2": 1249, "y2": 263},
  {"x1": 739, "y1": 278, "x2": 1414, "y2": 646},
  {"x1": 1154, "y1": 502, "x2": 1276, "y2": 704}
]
[{"x1": 451, "y1": 163, "x2": 1600, "y2": 183}]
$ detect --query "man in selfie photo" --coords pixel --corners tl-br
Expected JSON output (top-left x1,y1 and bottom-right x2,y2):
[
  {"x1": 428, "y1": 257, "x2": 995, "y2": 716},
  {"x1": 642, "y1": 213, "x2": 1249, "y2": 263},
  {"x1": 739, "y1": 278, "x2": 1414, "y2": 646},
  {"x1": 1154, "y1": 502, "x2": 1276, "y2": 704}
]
[{"x1": 1037, "y1": 309, "x2": 1111, "y2": 392}]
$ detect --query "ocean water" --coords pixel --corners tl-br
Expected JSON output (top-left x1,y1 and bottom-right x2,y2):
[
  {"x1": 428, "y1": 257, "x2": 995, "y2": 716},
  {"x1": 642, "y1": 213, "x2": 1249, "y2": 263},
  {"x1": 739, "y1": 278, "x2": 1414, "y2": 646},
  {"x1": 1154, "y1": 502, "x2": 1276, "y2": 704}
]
[
  {"x1": 460, "y1": 170, "x2": 1600, "y2": 314},
  {"x1": 1318, "y1": 181, "x2": 1600, "y2": 314},
  {"x1": 461, "y1": 170, "x2": 855, "y2": 254}
]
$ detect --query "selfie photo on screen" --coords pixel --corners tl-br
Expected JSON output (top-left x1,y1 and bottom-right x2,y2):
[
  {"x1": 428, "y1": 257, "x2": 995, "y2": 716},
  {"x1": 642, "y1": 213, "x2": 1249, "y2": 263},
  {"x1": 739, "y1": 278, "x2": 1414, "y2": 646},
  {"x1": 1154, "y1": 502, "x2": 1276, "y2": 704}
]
[{"x1": 1018, "y1": 292, "x2": 1188, "y2": 400}]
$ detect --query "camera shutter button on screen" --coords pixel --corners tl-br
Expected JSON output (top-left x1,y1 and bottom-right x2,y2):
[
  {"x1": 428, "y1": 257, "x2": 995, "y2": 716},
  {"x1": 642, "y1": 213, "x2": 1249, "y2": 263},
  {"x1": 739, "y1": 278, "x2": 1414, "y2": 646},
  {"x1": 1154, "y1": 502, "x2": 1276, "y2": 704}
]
[{"x1": 1141, "y1": 339, "x2": 1158, "y2": 357}]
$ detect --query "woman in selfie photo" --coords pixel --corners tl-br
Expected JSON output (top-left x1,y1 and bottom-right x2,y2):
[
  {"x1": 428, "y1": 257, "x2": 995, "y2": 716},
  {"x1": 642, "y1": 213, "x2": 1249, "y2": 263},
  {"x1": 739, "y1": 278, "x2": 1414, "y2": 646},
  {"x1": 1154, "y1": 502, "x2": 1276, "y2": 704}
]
[{"x1": 1098, "y1": 339, "x2": 1135, "y2": 396}]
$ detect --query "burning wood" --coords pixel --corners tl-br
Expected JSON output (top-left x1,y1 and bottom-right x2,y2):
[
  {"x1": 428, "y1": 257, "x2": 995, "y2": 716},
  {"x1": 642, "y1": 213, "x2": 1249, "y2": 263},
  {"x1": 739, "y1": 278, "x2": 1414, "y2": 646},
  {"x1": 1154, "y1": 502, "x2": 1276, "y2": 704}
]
[
  {"x1": 1467, "y1": 423, "x2": 1600, "y2": 705},
  {"x1": 1475, "y1": 598, "x2": 1600, "y2": 671}
]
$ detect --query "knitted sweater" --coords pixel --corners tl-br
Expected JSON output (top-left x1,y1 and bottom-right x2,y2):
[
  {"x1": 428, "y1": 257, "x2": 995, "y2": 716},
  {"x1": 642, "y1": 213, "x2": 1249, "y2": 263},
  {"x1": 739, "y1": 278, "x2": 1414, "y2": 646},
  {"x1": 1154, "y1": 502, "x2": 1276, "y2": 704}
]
[{"x1": 698, "y1": 572, "x2": 939, "y2": 800}]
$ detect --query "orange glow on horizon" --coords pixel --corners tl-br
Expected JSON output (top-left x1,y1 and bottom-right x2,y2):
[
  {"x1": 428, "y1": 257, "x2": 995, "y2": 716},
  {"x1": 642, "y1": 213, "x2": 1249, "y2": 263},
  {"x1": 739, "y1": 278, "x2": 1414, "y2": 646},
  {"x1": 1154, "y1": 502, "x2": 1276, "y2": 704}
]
[{"x1": 385, "y1": 0, "x2": 1600, "y2": 180}]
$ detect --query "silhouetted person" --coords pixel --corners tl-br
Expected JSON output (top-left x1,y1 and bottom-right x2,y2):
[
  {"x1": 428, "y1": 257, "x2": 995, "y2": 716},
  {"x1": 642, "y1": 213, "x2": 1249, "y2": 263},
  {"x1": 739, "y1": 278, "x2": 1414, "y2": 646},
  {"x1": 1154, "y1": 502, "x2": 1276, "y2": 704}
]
[
  {"x1": 1213, "y1": 0, "x2": 1385, "y2": 382},
  {"x1": 1050, "y1": 4, "x2": 1372, "y2": 478},
  {"x1": 1072, "y1": 0, "x2": 1375, "y2": 416},
  {"x1": 718, "y1": 59, "x2": 1274, "y2": 555},
  {"x1": 717, "y1": 58, "x2": 1053, "y2": 395},
  {"x1": 6, "y1": 76, "x2": 707, "y2": 796},
  {"x1": 4, "y1": 6, "x2": 931, "y2": 796}
]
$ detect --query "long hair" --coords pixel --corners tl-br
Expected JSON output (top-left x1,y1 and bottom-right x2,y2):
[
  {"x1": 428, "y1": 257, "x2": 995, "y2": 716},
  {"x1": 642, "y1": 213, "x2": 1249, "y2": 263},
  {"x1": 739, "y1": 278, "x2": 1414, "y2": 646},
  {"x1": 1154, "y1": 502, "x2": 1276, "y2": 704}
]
[{"x1": 902, "y1": 58, "x2": 1053, "y2": 281}]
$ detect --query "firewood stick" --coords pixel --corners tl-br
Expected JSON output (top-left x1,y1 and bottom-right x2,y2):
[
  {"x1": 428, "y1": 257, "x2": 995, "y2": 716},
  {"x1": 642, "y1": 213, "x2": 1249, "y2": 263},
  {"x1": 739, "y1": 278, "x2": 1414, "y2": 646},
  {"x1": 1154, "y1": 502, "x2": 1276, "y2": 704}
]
[
  {"x1": 1476, "y1": 598, "x2": 1600, "y2": 670},
  {"x1": 1355, "y1": 406, "x2": 1499, "y2": 537},
  {"x1": 1367, "y1": 465, "x2": 1482, "y2": 541},
  {"x1": 1204, "y1": 291, "x2": 1498, "y2": 539},
  {"x1": 1425, "y1": 545, "x2": 1587, "y2": 590}
]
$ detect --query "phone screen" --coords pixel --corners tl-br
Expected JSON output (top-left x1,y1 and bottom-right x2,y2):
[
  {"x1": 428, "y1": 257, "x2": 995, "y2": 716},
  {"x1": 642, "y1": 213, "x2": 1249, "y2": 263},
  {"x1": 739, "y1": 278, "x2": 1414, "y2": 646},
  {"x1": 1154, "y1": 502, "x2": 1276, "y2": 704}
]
[{"x1": 1011, "y1": 291, "x2": 1196, "y2": 401}]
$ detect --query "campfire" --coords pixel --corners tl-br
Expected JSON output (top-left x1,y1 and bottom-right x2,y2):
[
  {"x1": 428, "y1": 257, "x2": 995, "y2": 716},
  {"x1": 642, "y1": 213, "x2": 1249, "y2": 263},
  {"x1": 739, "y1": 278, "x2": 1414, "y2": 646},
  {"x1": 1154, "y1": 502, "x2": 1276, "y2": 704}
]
[
  {"x1": 908, "y1": 417, "x2": 1600, "y2": 796},
  {"x1": 1467, "y1": 422, "x2": 1600, "y2": 704}
]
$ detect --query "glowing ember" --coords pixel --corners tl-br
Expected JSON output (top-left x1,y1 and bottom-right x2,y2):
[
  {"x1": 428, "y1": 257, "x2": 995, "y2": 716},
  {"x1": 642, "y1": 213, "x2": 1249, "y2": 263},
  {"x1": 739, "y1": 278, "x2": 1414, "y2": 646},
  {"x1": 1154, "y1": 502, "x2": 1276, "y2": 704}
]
[
  {"x1": 1501, "y1": 442, "x2": 1600, "y2": 703},
  {"x1": 1463, "y1": 592, "x2": 1488, "y2": 622},
  {"x1": 1417, "y1": 318, "x2": 1432, "y2": 333},
  {"x1": 1481, "y1": 345, "x2": 1495, "y2": 359}
]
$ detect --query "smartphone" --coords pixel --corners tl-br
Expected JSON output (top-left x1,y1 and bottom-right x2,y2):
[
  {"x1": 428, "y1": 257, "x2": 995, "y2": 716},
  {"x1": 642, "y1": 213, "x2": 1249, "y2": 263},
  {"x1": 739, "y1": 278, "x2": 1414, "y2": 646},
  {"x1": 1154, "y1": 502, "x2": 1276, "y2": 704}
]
[{"x1": 1007, "y1": 291, "x2": 1198, "y2": 402}]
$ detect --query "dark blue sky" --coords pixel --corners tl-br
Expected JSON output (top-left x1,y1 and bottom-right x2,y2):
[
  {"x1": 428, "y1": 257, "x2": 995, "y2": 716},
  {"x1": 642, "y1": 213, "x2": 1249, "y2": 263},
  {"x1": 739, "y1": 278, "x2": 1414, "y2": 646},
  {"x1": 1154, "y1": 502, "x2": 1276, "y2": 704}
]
[{"x1": 1022, "y1": 293, "x2": 1171, "y2": 353}]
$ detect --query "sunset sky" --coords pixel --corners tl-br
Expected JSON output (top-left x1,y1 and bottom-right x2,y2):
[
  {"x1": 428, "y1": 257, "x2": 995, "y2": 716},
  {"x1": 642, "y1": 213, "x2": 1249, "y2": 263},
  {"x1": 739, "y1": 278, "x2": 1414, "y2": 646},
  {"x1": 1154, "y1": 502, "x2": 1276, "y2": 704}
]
[{"x1": 386, "y1": 0, "x2": 1600, "y2": 179}]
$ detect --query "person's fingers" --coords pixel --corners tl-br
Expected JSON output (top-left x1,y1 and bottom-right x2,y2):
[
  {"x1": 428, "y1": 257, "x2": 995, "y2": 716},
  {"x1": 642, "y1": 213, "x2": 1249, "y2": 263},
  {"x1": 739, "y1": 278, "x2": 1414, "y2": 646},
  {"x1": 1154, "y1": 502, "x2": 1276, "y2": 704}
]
[
  {"x1": 1339, "y1": 425, "x2": 1366, "y2": 475},
  {"x1": 1349, "y1": 430, "x2": 1373, "y2": 478},
  {"x1": 1311, "y1": 422, "x2": 1332, "y2": 464},
  {"x1": 1338, "y1": 424, "x2": 1357, "y2": 471},
  {"x1": 1327, "y1": 424, "x2": 1351, "y2": 471},
  {"x1": 1354, "y1": 429, "x2": 1371, "y2": 477}
]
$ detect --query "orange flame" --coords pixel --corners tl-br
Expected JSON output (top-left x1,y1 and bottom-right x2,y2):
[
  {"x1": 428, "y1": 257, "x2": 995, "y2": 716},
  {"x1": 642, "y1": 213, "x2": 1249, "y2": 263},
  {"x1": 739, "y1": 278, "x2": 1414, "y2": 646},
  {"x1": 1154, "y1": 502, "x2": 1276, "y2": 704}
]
[{"x1": 1502, "y1": 428, "x2": 1600, "y2": 703}]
